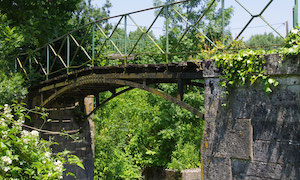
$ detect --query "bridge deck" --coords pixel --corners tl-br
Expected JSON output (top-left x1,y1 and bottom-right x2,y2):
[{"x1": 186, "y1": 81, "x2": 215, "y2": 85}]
[
  {"x1": 34, "y1": 61, "x2": 203, "y2": 94},
  {"x1": 29, "y1": 61, "x2": 205, "y2": 108},
  {"x1": 40, "y1": 62, "x2": 203, "y2": 85}
]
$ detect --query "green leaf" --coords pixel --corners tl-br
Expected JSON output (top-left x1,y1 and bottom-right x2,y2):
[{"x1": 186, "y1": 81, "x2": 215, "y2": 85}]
[
  {"x1": 0, "y1": 142, "x2": 7, "y2": 148},
  {"x1": 268, "y1": 78, "x2": 276, "y2": 84},
  {"x1": 265, "y1": 87, "x2": 272, "y2": 93}
]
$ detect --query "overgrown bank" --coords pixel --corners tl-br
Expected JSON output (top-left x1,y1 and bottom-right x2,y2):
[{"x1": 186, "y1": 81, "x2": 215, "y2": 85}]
[{"x1": 93, "y1": 86, "x2": 204, "y2": 179}]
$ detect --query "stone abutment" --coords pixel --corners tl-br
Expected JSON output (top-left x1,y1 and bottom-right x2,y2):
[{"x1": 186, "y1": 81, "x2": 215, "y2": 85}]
[{"x1": 202, "y1": 54, "x2": 300, "y2": 179}]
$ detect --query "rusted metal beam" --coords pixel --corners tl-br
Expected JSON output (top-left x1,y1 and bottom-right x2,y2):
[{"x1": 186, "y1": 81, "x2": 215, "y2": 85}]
[
  {"x1": 177, "y1": 78, "x2": 184, "y2": 101},
  {"x1": 95, "y1": 92, "x2": 100, "y2": 108},
  {"x1": 109, "y1": 88, "x2": 116, "y2": 95},
  {"x1": 38, "y1": 61, "x2": 202, "y2": 84},
  {"x1": 39, "y1": 71, "x2": 203, "y2": 93},
  {"x1": 41, "y1": 74, "x2": 204, "y2": 119},
  {"x1": 86, "y1": 87, "x2": 134, "y2": 118},
  {"x1": 186, "y1": 81, "x2": 204, "y2": 88}
]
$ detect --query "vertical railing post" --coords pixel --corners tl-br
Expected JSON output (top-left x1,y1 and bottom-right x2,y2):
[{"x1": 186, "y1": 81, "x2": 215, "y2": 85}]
[
  {"x1": 124, "y1": 15, "x2": 127, "y2": 65},
  {"x1": 92, "y1": 23, "x2": 95, "y2": 67},
  {"x1": 221, "y1": 0, "x2": 225, "y2": 44},
  {"x1": 294, "y1": 0, "x2": 299, "y2": 28},
  {"x1": 67, "y1": 35, "x2": 70, "y2": 74},
  {"x1": 165, "y1": 5, "x2": 169, "y2": 64},
  {"x1": 46, "y1": 45, "x2": 49, "y2": 80}
]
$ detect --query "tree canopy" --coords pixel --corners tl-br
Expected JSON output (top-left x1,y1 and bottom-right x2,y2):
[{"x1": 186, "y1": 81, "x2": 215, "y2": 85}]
[
  {"x1": 0, "y1": 0, "x2": 81, "y2": 46},
  {"x1": 245, "y1": 33, "x2": 284, "y2": 50}
]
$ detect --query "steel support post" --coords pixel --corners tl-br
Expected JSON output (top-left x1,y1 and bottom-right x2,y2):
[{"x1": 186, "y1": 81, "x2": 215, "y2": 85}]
[
  {"x1": 294, "y1": 0, "x2": 299, "y2": 27},
  {"x1": 95, "y1": 93, "x2": 100, "y2": 108},
  {"x1": 46, "y1": 46, "x2": 50, "y2": 80},
  {"x1": 177, "y1": 78, "x2": 184, "y2": 101},
  {"x1": 67, "y1": 35, "x2": 70, "y2": 74},
  {"x1": 92, "y1": 24, "x2": 95, "y2": 67},
  {"x1": 221, "y1": 0, "x2": 225, "y2": 44},
  {"x1": 79, "y1": 97, "x2": 85, "y2": 114},
  {"x1": 165, "y1": 6, "x2": 169, "y2": 64},
  {"x1": 124, "y1": 15, "x2": 127, "y2": 65}
]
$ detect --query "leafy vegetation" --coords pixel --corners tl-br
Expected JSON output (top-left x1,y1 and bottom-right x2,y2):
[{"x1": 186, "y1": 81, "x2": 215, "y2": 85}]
[
  {"x1": 0, "y1": 73, "x2": 27, "y2": 105},
  {"x1": 282, "y1": 27, "x2": 300, "y2": 56},
  {"x1": 0, "y1": 104, "x2": 83, "y2": 179},
  {"x1": 245, "y1": 32, "x2": 284, "y2": 50},
  {"x1": 94, "y1": 86, "x2": 204, "y2": 179},
  {"x1": 212, "y1": 27, "x2": 299, "y2": 97},
  {"x1": 0, "y1": 0, "x2": 82, "y2": 46},
  {"x1": 0, "y1": 14, "x2": 24, "y2": 73}
]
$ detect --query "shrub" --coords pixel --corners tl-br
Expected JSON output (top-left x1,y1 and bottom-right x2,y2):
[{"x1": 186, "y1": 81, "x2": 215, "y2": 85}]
[
  {"x1": 0, "y1": 73, "x2": 27, "y2": 105},
  {"x1": 0, "y1": 104, "x2": 83, "y2": 179}
]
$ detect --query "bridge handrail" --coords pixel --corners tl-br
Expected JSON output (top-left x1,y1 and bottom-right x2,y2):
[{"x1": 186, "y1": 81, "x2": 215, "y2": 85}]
[
  {"x1": 15, "y1": 0, "x2": 188, "y2": 57},
  {"x1": 14, "y1": 0, "x2": 286, "y2": 81}
]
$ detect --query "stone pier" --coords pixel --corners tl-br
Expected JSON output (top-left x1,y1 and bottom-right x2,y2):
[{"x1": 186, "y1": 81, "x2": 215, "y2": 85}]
[
  {"x1": 202, "y1": 54, "x2": 300, "y2": 179},
  {"x1": 31, "y1": 96, "x2": 95, "y2": 180}
]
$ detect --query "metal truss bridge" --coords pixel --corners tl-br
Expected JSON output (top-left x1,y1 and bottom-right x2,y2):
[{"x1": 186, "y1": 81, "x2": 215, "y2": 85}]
[{"x1": 16, "y1": 0, "x2": 298, "y2": 117}]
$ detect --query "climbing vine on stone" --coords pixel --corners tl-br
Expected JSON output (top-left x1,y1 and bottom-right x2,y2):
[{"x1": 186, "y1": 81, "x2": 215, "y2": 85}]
[
  {"x1": 282, "y1": 27, "x2": 300, "y2": 56},
  {"x1": 212, "y1": 27, "x2": 299, "y2": 95},
  {"x1": 213, "y1": 49, "x2": 278, "y2": 93}
]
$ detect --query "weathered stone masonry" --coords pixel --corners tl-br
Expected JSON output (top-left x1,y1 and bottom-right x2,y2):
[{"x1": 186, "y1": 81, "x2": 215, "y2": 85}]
[
  {"x1": 202, "y1": 54, "x2": 300, "y2": 179},
  {"x1": 28, "y1": 54, "x2": 299, "y2": 179},
  {"x1": 30, "y1": 97, "x2": 94, "y2": 180}
]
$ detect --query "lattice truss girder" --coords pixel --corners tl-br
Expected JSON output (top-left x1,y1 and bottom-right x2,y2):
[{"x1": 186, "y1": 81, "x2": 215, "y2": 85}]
[
  {"x1": 15, "y1": 0, "x2": 283, "y2": 81},
  {"x1": 35, "y1": 70, "x2": 204, "y2": 119}
]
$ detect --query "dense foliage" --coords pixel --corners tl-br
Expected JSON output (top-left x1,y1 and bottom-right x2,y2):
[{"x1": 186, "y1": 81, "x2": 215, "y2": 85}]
[
  {"x1": 0, "y1": 73, "x2": 27, "y2": 105},
  {"x1": 245, "y1": 32, "x2": 284, "y2": 50},
  {"x1": 0, "y1": 0, "x2": 81, "y2": 47},
  {"x1": 0, "y1": 14, "x2": 24, "y2": 72},
  {"x1": 282, "y1": 27, "x2": 300, "y2": 56},
  {"x1": 0, "y1": 104, "x2": 83, "y2": 179},
  {"x1": 94, "y1": 86, "x2": 204, "y2": 179}
]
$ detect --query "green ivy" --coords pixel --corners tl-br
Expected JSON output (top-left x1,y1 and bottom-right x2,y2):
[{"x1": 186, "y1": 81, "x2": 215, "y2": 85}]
[
  {"x1": 213, "y1": 49, "x2": 279, "y2": 94},
  {"x1": 211, "y1": 27, "x2": 299, "y2": 96},
  {"x1": 282, "y1": 27, "x2": 300, "y2": 56}
]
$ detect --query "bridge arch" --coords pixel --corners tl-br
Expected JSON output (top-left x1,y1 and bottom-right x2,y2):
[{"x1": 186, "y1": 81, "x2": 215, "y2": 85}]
[{"x1": 41, "y1": 74, "x2": 204, "y2": 119}]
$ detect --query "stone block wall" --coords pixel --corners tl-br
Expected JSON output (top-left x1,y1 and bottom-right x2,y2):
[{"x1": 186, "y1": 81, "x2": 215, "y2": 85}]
[
  {"x1": 202, "y1": 54, "x2": 300, "y2": 179},
  {"x1": 32, "y1": 97, "x2": 94, "y2": 180},
  {"x1": 143, "y1": 167, "x2": 202, "y2": 180}
]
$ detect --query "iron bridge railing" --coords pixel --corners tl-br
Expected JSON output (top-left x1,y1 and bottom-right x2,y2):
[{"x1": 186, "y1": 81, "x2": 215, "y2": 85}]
[{"x1": 14, "y1": 0, "x2": 296, "y2": 81}]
